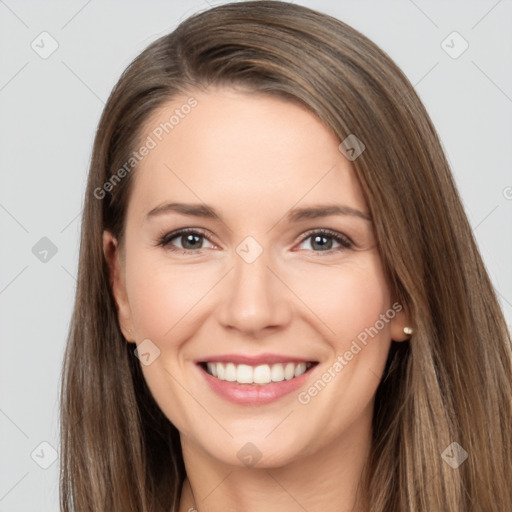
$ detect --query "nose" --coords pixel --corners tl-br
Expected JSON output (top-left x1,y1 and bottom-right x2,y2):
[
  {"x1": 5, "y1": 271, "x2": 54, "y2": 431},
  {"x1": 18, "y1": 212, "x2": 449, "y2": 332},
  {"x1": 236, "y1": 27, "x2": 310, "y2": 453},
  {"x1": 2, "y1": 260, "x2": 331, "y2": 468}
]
[{"x1": 215, "y1": 245, "x2": 293, "y2": 336}]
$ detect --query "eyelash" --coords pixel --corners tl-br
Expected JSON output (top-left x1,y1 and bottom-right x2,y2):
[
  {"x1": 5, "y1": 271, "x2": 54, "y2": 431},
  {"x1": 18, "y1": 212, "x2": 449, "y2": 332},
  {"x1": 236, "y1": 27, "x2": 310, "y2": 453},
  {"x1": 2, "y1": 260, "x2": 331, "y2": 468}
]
[{"x1": 156, "y1": 228, "x2": 353, "y2": 255}]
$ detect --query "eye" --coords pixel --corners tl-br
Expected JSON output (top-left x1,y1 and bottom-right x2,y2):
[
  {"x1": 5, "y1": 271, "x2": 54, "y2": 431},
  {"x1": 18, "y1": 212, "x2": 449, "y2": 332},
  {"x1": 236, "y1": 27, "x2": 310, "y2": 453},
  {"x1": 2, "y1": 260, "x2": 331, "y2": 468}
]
[
  {"x1": 157, "y1": 228, "x2": 216, "y2": 253},
  {"x1": 156, "y1": 227, "x2": 353, "y2": 255},
  {"x1": 295, "y1": 229, "x2": 353, "y2": 254}
]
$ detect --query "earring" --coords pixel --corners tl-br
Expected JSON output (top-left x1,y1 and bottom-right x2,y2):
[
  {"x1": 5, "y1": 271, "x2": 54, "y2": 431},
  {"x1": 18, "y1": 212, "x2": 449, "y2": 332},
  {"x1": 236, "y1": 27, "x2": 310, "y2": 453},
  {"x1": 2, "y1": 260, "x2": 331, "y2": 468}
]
[{"x1": 403, "y1": 326, "x2": 414, "y2": 336}]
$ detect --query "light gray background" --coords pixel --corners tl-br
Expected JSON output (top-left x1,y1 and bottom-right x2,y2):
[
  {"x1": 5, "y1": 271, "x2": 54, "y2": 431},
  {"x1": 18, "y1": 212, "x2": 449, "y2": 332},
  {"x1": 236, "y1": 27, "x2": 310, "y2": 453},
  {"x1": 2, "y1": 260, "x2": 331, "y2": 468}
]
[{"x1": 1, "y1": 1, "x2": 511, "y2": 510}]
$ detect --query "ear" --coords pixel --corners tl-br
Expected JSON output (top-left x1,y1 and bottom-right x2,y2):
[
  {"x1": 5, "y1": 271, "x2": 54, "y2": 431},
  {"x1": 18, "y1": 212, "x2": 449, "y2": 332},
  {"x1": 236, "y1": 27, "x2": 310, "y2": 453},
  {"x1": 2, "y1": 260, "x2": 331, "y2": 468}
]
[
  {"x1": 389, "y1": 302, "x2": 414, "y2": 342},
  {"x1": 102, "y1": 230, "x2": 135, "y2": 343}
]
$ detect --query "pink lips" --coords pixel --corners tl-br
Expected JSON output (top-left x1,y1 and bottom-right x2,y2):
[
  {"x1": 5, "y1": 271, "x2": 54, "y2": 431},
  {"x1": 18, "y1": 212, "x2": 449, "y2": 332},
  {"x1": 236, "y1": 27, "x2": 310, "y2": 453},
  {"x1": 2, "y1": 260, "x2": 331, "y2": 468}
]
[{"x1": 195, "y1": 353, "x2": 318, "y2": 405}]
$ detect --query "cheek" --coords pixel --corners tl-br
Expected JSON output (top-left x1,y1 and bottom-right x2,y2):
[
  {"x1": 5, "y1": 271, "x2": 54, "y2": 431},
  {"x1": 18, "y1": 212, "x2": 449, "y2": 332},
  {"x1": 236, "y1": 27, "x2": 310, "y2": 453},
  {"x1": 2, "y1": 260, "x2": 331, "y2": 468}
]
[
  {"x1": 285, "y1": 255, "x2": 393, "y2": 445},
  {"x1": 126, "y1": 270, "x2": 179, "y2": 340},
  {"x1": 289, "y1": 252, "x2": 391, "y2": 343},
  {"x1": 124, "y1": 249, "x2": 225, "y2": 360}
]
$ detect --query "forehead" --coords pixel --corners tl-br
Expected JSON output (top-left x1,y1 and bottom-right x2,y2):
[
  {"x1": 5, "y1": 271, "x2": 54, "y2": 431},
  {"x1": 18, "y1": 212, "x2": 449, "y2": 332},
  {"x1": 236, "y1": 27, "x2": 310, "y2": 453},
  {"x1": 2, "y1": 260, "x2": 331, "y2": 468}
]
[{"x1": 127, "y1": 88, "x2": 367, "y2": 223}]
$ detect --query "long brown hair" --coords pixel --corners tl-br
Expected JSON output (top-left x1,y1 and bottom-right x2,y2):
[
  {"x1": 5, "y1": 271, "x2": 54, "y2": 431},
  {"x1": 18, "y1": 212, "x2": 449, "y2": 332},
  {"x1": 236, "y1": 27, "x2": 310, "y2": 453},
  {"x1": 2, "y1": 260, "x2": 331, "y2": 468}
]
[{"x1": 59, "y1": 1, "x2": 512, "y2": 510}]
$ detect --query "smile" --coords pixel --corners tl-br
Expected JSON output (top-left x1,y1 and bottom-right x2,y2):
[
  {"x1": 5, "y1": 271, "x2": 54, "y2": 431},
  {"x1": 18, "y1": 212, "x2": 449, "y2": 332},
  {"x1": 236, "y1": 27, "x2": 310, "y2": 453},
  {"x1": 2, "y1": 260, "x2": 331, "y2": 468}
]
[
  {"x1": 196, "y1": 356, "x2": 319, "y2": 405},
  {"x1": 202, "y1": 361, "x2": 315, "y2": 385}
]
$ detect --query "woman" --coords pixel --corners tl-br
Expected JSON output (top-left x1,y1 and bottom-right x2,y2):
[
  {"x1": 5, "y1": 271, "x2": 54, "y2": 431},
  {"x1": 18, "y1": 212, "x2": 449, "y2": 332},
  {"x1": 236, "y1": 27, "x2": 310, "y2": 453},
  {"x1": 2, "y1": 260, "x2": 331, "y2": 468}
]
[{"x1": 59, "y1": 1, "x2": 512, "y2": 510}]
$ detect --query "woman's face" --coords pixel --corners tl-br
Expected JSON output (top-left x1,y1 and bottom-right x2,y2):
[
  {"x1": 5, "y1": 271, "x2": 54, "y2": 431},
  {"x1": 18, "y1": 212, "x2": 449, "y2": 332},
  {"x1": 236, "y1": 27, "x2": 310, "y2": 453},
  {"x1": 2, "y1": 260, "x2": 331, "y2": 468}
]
[{"x1": 104, "y1": 87, "x2": 410, "y2": 468}]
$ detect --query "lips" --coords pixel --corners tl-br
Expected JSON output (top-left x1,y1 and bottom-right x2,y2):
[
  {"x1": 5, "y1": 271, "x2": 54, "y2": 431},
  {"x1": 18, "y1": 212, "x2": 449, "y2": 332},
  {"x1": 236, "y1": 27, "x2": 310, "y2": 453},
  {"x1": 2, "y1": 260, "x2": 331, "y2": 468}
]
[{"x1": 195, "y1": 353, "x2": 319, "y2": 405}]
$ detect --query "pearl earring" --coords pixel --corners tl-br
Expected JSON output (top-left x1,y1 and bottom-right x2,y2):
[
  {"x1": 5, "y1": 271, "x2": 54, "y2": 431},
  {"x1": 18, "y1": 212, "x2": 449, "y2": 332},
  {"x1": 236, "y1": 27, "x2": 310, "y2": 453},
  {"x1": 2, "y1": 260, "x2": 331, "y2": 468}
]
[{"x1": 403, "y1": 326, "x2": 414, "y2": 336}]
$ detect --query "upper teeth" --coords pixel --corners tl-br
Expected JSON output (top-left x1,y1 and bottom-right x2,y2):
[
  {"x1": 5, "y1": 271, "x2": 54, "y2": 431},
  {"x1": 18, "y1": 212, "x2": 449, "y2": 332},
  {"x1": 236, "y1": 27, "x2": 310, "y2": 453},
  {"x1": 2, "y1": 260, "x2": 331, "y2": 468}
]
[{"x1": 205, "y1": 362, "x2": 312, "y2": 385}]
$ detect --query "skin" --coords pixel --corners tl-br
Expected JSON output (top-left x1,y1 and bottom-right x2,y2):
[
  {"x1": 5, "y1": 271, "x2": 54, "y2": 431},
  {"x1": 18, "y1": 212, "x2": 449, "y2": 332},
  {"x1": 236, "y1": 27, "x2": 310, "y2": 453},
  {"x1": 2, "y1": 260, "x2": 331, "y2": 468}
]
[{"x1": 103, "y1": 87, "x2": 411, "y2": 512}]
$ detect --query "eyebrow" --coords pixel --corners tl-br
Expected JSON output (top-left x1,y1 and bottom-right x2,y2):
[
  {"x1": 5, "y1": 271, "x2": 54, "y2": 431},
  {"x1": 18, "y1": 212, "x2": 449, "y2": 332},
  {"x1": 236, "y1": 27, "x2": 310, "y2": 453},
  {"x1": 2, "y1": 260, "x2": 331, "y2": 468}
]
[{"x1": 144, "y1": 202, "x2": 372, "y2": 223}]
